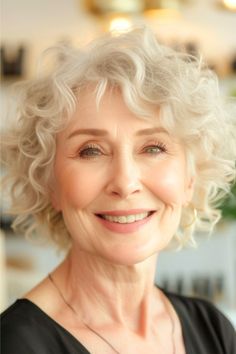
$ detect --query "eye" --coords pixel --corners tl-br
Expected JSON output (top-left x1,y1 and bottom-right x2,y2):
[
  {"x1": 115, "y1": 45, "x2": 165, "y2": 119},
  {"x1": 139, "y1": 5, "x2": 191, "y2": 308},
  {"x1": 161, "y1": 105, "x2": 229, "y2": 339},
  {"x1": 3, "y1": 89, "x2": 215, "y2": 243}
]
[
  {"x1": 143, "y1": 142, "x2": 167, "y2": 155},
  {"x1": 78, "y1": 144, "x2": 103, "y2": 159}
]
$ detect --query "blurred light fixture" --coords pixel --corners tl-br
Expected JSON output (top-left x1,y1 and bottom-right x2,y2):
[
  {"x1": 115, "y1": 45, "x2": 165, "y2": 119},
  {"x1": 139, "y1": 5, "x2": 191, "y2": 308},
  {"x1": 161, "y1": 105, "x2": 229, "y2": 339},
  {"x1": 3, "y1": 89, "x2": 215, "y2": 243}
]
[
  {"x1": 84, "y1": 0, "x2": 184, "y2": 16},
  {"x1": 222, "y1": 0, "x2": 236, "y2": 10},
  {"x1": 83, "y1": 0, "x2": 186, "y2": 33},
  {"x1": 144, "y1": 8, "x2": 182, "y2": 20},
  {"x1": 145, "y1": 0, "x2": 181, "y2": 10},
  {"x1": 84, "y1": 0, "x2": 145, "y2": 15},
  {"x1": 144, "y1": 0, "x2": 182, "y2": 20},
  {"x1": 109, "y1": 17, "x2": 133, "y2": 34}
]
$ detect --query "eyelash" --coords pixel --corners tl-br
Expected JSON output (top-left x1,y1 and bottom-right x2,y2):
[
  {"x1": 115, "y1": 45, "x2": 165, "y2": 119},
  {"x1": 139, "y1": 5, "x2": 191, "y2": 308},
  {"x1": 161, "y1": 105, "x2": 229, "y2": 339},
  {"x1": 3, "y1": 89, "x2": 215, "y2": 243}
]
[
  {"x1": 77, "y1": 142, "x2": 168, "y2": 160},
  {"x1": 142, "y1": 142, "x2": 167, "y2": 155},
  {"x1": 77, "y1": 144, "x2": 103, "y2": 159}
]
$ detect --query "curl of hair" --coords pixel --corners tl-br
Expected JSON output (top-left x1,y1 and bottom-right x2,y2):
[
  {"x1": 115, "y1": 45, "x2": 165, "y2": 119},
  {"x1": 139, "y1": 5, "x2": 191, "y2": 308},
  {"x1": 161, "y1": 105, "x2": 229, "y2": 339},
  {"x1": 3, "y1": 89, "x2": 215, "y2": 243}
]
[{"x1": 1, "y1": 27, "x2": 236, "y2": 250}]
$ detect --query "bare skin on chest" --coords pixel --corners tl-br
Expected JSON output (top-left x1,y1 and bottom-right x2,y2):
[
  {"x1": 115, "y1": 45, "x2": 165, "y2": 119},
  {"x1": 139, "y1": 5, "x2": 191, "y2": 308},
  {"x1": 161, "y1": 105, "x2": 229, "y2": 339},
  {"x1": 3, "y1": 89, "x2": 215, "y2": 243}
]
[
  {"x1": 25, "y1": 258, "x2": 186, "y2": 354},
  {"x1": 52, "y1": 298, "x2": 186, "y2": 354}
]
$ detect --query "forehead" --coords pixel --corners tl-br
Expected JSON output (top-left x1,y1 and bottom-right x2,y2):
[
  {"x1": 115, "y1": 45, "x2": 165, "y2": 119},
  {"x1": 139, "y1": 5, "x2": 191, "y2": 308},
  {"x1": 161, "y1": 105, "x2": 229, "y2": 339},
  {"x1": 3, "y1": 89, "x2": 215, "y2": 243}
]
[{"x1": 64, "y1": 87, "x2": 165, "y2": 135}]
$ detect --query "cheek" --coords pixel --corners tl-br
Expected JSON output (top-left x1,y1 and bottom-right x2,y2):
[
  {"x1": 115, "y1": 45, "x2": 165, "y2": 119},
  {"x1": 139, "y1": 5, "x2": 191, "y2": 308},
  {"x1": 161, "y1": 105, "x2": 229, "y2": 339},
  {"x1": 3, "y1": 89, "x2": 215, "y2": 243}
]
[
  {"x1": 147, "y1": 160, "x2": 187, "y2": 205},
  {"x1": 54, "y1": 164, "x2": 104, "y2": 210}
]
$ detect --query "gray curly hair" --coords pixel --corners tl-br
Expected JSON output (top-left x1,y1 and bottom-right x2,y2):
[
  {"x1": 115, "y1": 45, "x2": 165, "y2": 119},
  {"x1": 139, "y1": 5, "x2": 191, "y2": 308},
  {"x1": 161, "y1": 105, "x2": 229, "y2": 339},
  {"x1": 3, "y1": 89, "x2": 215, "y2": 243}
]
[{"x1": 1, "y1": 27, "x2": 236, "y2": 250}]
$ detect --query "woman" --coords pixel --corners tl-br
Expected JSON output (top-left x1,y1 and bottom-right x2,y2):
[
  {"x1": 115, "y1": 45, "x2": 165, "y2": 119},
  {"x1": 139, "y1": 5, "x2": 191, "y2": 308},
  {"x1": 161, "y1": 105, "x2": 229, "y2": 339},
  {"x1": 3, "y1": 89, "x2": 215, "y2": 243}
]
[{"x1": 1, "y1": 28, "x2": 236, "y2": 354}]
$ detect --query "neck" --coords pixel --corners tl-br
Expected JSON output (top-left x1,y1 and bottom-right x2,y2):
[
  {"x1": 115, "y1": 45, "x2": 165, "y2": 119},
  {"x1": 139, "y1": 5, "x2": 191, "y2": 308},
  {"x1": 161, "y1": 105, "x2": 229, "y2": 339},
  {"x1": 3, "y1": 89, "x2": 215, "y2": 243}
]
[{"x1": 54, "y1": 247, "x2": 159, "y2": 335}]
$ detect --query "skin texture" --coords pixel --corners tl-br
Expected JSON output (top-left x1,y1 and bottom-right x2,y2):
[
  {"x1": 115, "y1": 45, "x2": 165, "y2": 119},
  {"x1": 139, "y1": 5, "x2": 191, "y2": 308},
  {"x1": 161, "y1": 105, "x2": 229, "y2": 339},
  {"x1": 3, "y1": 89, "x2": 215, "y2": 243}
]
[
  {"x1": 27, "y1": 88, "x2": 194, "y2": 353},
  {"x1": 52, "y1": 88, "x2": 194, "y2": 265}
]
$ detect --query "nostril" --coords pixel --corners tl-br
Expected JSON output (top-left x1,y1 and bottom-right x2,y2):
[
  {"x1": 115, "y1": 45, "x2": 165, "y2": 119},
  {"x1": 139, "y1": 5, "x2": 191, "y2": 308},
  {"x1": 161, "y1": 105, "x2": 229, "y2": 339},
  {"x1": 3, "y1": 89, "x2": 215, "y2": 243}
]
[{"x1": 105, "y1": 175, "x2": 143, "y2": 198}]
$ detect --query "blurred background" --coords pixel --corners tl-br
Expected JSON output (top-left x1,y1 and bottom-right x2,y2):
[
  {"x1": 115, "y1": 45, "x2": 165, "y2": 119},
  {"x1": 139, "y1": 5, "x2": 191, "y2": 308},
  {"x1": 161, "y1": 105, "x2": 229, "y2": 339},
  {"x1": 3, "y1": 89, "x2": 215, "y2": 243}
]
[{"x1": 0, "y1": 0, "x2": 236, "y2": 328}]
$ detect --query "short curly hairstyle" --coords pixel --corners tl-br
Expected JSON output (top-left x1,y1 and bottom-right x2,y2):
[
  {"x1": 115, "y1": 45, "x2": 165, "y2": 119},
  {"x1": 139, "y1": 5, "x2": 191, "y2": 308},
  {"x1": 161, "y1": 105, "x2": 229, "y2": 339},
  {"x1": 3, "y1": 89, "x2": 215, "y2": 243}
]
[{"x1": 1, "y1": 27, "x2": 236, "y2": 250}]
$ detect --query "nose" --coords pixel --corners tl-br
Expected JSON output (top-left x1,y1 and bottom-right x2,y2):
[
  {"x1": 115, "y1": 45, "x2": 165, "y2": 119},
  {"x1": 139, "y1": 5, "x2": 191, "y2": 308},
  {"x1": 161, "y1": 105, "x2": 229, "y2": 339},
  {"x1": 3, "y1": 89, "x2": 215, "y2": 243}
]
[{"x1": 105, "y1": 153, "x2": 142, "y2": 198}]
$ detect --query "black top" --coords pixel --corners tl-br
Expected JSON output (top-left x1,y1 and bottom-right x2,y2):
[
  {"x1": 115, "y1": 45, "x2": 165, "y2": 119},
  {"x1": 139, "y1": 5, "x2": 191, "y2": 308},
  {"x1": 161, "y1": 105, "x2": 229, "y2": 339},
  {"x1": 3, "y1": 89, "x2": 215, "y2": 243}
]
[{"x1": 1, "y1": 291, "x2": 236, "y2": 354}]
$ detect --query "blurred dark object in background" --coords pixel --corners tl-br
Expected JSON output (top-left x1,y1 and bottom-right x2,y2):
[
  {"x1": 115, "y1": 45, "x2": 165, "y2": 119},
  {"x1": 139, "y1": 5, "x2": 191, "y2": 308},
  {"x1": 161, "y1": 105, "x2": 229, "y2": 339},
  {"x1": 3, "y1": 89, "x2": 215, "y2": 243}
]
[{"x1": 0, "y1": 45, "x2": 26, "y2": 79}]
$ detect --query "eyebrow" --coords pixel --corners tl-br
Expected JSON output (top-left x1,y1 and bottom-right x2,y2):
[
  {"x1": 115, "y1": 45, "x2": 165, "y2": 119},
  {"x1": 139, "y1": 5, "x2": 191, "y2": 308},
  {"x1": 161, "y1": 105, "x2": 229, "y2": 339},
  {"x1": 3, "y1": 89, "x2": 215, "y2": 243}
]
[
  {"x1": 66, "y1": 127, "x2": 168, "y2": 140},
  {"x1": 67, "y1": 129, "x2": 109, "y2": 139},
  {"x1": 136, "y1": 127, "x2": 168, "y2": 136}
]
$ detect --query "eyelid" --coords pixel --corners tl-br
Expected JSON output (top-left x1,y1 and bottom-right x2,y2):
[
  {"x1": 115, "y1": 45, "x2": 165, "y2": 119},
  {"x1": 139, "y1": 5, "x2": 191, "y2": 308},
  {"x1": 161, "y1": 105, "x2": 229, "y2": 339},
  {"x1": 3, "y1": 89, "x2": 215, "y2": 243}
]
[
  {"x1": 76, "y1": 142, "x2": 108, "y2": 160},
  {"x1": 70, "y1": 138, "x2": 170, "y2": 159},
  {"x1": 143, "y1": 140, "x2": 167, "y2": 150},
  {"x1": 77, "y1": 141, "x2": 103, "y2": 151},
  {"x1": 78, "y1": 143, "x2": 102, "y2": 153},
  {"x1": 79, "y1": 142, "x2": 100, "y2": 149}
]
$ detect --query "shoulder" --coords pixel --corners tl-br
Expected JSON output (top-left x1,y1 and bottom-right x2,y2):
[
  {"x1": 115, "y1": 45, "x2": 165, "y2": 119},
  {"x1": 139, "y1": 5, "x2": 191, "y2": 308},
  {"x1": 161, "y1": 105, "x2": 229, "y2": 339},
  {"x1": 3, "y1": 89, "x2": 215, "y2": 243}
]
[
  {"x1": 1, "y1": 299, "x2": 80, "y2": 354},
  {"x1": 1, "y1": 298, "x2": 48, "y2": 329},
  {"x1": 1, "y1": 300, "x2": 55, "y2": 354},
  {"x1": 164, "y1": 290, "x2": 236, "y2": 352},
  {"x1": 166, "y1": 290, "x2": 232, "y2": 324},
  {"x1": 1, "y1": 299, "x2": 88, "y2": 354},
  {"x1": 1, "y1": 299, "x2": 35, "y2": 331}
]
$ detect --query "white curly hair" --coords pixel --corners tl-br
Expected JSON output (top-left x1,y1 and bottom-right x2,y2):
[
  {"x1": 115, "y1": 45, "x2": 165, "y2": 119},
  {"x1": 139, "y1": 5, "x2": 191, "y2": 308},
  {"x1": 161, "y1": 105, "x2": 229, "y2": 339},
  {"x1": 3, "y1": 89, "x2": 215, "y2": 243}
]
[{"x1": 1, "y1": 27, "x2": 236, "y2": 250}]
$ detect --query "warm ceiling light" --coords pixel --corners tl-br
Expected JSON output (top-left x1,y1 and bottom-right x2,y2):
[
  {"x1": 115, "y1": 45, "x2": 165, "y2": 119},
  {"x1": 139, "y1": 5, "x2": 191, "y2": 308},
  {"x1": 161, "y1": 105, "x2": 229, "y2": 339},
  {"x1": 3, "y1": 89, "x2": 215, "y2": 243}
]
[
  {"x1": 222, "y1": 0, "x2": 236, "y2": 10},
  {"x1": 145, "y1": 0, "x2": 180, "y2": 10},
  {"x1": 109, "y1": 17, "x2": 133, "y2": 34},
  {"x1": 144, "y1": 8, "x2": 181, "y2": 20},
  {"x1": 84, "y1": 0, "x2": 144, "y2": 14}
]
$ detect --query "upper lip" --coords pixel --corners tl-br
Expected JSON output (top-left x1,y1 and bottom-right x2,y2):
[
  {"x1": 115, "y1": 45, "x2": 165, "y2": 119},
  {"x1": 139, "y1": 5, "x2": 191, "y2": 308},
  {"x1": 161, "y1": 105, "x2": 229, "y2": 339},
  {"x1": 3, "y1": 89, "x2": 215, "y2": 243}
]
[{"x1": 95, "y1": 209, "x2": 156, "y2": 216}]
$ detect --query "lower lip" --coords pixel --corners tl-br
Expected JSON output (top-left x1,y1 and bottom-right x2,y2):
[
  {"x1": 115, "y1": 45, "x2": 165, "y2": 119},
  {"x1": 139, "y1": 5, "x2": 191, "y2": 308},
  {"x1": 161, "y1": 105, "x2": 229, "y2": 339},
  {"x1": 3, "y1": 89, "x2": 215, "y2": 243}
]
[{"x1": 95, "y1": 212, "x2": 155, "y2": 234}]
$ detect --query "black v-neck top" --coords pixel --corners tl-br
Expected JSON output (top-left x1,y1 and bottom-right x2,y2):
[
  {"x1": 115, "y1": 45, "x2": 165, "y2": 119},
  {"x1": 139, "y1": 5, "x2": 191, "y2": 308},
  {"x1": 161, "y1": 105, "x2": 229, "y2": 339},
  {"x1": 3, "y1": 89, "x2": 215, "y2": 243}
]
[{"x1": 1, "y1": 291, "x2": 236, "y2": 354}]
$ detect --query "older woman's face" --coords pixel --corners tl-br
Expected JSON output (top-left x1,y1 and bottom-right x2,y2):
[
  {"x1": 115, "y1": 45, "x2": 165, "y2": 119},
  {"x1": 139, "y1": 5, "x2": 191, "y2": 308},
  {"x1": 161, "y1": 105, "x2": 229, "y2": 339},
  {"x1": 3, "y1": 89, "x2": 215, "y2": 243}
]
[{"x1": 52, "y1": 89, "x2": 194, "y2": 265}]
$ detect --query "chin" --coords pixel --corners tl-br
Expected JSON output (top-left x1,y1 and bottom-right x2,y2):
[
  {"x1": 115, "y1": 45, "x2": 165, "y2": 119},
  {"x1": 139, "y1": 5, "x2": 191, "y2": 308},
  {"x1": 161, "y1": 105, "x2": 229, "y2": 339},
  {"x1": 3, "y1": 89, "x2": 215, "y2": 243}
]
[{"x1": 101, "y1": 244, "x2": 160, "y2": 267}]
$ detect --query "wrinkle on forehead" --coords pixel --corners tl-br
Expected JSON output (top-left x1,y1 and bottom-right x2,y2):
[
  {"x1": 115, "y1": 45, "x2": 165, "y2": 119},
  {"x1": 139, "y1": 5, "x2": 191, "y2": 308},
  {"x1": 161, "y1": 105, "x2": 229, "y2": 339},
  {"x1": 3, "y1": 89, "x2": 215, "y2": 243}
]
[
  {"x1": 63, "y1": 86, "x2": 176, "y2": 144},
  {"x1": 77, "y1": 83, "x2": 161, "y2": 120}
]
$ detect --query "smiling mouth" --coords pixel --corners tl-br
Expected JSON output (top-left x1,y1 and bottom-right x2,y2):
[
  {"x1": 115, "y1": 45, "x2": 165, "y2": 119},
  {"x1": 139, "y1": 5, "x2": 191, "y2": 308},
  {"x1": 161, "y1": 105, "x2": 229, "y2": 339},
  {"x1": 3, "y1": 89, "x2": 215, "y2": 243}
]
[{"x1": 96, "y1": 211, "x2": 155, "y2": 224}]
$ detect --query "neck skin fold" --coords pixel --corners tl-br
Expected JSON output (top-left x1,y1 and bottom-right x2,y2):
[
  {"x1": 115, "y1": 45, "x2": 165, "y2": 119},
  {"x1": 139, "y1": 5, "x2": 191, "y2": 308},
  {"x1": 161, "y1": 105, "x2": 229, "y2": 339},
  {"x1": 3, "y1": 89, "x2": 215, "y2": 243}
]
[{"x1": 54, "y1": 246, "x2": 160, "y2": 337}]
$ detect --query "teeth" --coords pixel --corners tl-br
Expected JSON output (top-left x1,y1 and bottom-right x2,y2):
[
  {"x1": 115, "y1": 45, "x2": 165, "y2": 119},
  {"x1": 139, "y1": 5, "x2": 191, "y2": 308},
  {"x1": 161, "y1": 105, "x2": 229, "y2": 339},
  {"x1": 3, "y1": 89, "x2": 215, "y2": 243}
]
[{"x1": 102, "y1": 212, "x2": 150, "y2": 224}]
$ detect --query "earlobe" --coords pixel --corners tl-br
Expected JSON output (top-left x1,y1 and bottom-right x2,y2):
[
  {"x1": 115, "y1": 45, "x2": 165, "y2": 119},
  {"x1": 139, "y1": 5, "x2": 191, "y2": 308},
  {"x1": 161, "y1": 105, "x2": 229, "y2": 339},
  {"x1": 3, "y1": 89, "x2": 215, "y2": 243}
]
[
  {"x1": 49, "y1": 187, "x2": 61, "y2": 211},
  {"x1": 184, "y1": 176, "x2": 195, "y2": 206},
  {"x1": 51, "y1": 197, "x2": 61, "y2": 211}
]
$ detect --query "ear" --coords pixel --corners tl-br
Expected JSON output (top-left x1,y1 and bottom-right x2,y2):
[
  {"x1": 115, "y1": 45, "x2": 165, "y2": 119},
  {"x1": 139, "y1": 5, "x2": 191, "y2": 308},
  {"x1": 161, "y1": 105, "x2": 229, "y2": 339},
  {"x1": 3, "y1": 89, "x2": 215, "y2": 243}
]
[
  {"x1": 183, "y1": 175, "x2": 195, "y2": 206},
  {"x1": 48, "y1": 186, "x2": 61, "y2": 211}
]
